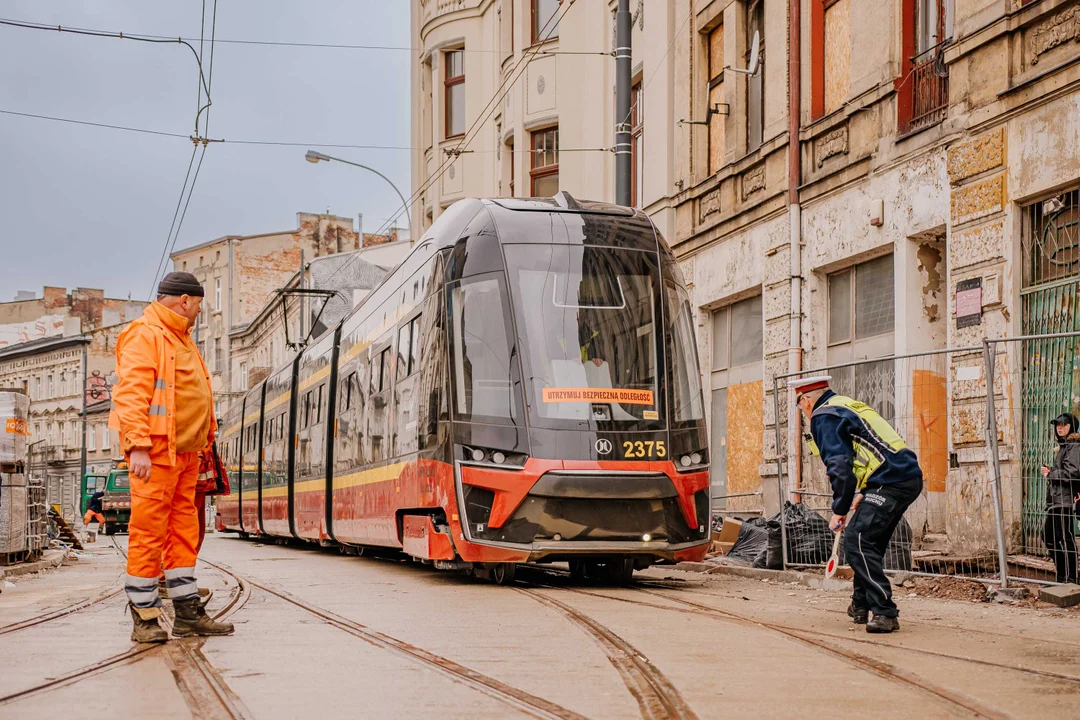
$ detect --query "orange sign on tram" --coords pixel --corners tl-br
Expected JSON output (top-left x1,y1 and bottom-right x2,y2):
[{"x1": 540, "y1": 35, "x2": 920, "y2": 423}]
[{"x1": 541, "y1": 388, "x2": 655, "y2": 405}]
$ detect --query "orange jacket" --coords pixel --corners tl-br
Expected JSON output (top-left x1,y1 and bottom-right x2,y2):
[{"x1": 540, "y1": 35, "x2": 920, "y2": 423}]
[{"x1": 108, "y1": 303, "x2": 217, "y2": 466}]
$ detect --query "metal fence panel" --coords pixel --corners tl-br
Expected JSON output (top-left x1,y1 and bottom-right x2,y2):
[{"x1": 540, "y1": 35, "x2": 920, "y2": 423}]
[
  {"x1": 989, "y1": 333, "x2": 1080, "y2": 585},
  {"x1": 774, "y1": 347, "x2": 1007, "y2": 582}
]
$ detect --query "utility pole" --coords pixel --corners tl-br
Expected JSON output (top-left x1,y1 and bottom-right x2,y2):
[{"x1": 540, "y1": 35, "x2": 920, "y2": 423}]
[
  {"x1": 614, "y1": 0, "x2": 632, "y2": 207},
  {"x1": 79, "y1": 340, "x2": 88, "y2": 482}
]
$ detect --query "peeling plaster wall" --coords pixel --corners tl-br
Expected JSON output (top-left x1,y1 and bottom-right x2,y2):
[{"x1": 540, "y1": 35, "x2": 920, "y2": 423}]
[{"x1": 801, "y1": 149, "x2": 950, "y2": 368}]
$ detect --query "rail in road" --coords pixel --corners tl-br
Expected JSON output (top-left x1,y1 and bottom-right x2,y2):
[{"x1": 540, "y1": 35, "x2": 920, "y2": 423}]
[
  {"x1": 529, "y1": 572, "x2": 1076, "y2": 720},
  {"x1": 0, "y1": 537, "x2": 251, "y2": 720}
]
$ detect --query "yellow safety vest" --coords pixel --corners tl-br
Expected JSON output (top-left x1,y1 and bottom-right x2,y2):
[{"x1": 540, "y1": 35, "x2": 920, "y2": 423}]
[{"x1": 807, "y1": 395, "x2": 908, "y2": 490}]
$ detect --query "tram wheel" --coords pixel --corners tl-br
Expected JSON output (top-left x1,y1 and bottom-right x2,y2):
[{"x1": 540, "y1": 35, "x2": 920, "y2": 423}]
[
  {"x1": 492, "y1": 563, "x2": 517, "y2": 585},
  {"x1": 602, "y1": 558, "x2": 634, "y2": 585}
]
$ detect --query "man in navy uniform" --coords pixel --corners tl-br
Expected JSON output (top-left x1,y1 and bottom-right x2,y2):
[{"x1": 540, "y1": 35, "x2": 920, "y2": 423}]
[{"x1": 790, "y1": 376, "x2": 923, "y2": 633}]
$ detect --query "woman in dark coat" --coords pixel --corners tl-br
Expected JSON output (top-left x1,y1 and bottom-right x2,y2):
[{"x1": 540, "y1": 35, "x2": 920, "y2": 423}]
[{"x1": 1041, "y1": 413, "x2": 1080, "y2": 584}]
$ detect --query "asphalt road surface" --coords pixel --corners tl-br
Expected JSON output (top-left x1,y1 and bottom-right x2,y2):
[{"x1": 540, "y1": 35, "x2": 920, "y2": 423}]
[{"x1": 2, "y1": 533, "x2": 1079, "y2": 719}]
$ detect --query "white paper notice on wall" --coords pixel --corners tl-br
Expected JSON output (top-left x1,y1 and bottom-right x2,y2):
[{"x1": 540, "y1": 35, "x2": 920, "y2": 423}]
[{"x1": 956, "y1": 365, "x2": 981, "y2": 381}]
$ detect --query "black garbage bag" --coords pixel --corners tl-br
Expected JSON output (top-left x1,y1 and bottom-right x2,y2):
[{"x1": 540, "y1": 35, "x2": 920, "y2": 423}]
[
  {"x1": 763, "y1": 501, "x2": 834, "y2": 566},
  {"x1": 726, "y1": 517, "x2": 770, "y2": 566}
]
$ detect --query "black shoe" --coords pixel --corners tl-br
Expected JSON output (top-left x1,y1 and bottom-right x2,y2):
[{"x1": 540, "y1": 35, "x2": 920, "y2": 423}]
[
  {"x1": 847, "y1": 603, "x2": 869, "y2": 625},
  {"x1": 866, "y1": 614, "x2": 900, "y2": 634}
]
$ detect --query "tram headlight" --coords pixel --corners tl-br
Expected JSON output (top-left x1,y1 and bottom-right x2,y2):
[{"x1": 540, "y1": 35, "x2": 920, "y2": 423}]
[
  {"x1": 471, "y1": 448, "x2": 486, "y2": 462},
  {"x1": 690, "y1": 452, "x2": 702, "y2": 465},
  {"x1": 491, "y1": 451, "x2": 506, "y2": 465},
  {"x1": 679, "y1": 455, "x2": 692, "y2": 468}
]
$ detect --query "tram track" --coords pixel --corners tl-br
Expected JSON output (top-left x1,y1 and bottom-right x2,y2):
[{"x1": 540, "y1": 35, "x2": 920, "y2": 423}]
[
  {"x1": 202, "y1": 558, "x2": 590, "y2": 720},
  {"x1": 0, "y1": 542, "x2": 250, "y2": 716},
  {"x1": 516, "y1": 585, "x2": 701, "y2": 720},
  {"x1": 668, "y1": 583, "x2": 1080, "y2": 652},
  {"x1": 540, "y1": 581, "x2": 1024, "y2": 719},
  {"x1": 0, "y1": 537, "x2": 129, "y2": 636}
]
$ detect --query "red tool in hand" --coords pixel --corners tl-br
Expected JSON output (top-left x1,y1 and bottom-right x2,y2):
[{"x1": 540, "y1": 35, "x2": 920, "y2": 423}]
[{"x1": 825, "y1": 529, "x2": 842, "y2": 579}]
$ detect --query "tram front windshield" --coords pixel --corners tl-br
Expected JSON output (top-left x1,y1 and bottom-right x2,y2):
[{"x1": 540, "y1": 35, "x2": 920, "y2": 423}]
[{"x1": 504, "y1": 245, "x2": 661, "y2": 429}]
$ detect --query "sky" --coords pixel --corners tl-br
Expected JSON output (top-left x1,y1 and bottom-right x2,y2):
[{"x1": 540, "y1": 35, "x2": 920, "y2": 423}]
[{"x1": 0, "y1": 1, "x2": 411, "y2": 301}]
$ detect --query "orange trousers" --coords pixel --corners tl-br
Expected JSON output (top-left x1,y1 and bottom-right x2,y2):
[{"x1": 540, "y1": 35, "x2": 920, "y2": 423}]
[
  {"x1": 124, "y1": 452, "x2": 200, "y2": 608},
  {"x1": 83, "y1": 510, "x2": 105, "y2": 526}
]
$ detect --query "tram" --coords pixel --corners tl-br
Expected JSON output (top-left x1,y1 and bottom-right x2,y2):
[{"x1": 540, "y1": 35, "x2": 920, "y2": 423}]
[{"x1": 216, "y1": 193, "x2": 710, "y2": 582}]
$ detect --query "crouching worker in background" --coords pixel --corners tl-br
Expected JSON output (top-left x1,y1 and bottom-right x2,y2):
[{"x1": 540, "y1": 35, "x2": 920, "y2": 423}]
[{"x1": 109, "y1": 272, "x2": 234, "y2": 644}]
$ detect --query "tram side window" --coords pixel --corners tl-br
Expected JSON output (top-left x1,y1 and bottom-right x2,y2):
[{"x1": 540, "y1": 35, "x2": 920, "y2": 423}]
[
  {"x1": 394, "y1": 313, "x2": 424, "y2": 456},
  {"x1": 448, "y1": 276, "x2": 518, "y2": 423},
  {"x1": 315, "y1": 384, "x2": 324, "y2": 425},
  {"x1": 666, "y1": 283, "x2": 706, "y2": 423},
  {"x1": 368, "y1": 339, "x2": 394, "y2": 463},
  {"x1": 418, "y1": 291, "x2": 448, "y2": 448}
]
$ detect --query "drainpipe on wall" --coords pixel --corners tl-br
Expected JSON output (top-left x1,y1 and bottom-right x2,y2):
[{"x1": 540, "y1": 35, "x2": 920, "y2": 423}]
[
  {"x1": 227, "y1": 238, "x2": 234, "y2": 402},
  {"x1": 787, "y1": 0, "x2": 803, "y2": 503}
]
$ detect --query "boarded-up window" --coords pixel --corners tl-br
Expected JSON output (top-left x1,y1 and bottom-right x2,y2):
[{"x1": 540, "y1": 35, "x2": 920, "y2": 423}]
[
  {"x1": 709, "y1": 294, "x2": 764, "y2": 510},
  {"x1": 824, "y1": 0, "x2": 851, "y2": 114},
  {"x1": 708, "y1": 24, "x2": 725, "y2": 175}
]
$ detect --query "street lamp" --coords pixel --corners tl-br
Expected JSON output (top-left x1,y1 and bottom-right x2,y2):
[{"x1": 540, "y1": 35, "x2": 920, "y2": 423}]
[{"x1": 304, "y1": 150, "x2": 413, "y2": 243}]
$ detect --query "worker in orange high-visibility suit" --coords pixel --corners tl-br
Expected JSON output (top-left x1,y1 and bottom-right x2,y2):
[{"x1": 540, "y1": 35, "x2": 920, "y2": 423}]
[{"x1": 109, "y1": 272, "x2": 234, "y2": 644}]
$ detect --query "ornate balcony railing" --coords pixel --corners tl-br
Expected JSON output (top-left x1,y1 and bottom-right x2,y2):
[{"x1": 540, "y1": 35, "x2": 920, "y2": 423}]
[{"x1": 903, "y1": 43, "x2": 950, "y2": 134}]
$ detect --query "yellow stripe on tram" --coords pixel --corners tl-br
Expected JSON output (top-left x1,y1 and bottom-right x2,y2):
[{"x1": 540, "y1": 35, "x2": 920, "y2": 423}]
[
  {"x1": 297, "y1": 365, "x2": 332, "y2": 392},
  {"x1": 273, "y1": 462, "x2": 409, "y2": 496}
]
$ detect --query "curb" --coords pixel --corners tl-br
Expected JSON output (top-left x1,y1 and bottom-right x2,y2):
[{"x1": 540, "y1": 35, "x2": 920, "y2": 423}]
[
  {"x1": 675, "y1": 561, "x2": 853, "y2": 591},
  {"x1": 1, "y1": 549, "x2": 68, "y2": 579}
]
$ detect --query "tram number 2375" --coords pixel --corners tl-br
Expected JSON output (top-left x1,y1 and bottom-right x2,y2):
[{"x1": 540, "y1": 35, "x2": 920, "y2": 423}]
[{"x1": 622, "y1": 440, "x2": 667, "y2": 459}]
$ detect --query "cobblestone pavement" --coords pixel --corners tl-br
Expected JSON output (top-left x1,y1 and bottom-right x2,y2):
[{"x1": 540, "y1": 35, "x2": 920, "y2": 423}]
[{"x1": 2, "y1": 533, "x2": 1079, "y2": 719}]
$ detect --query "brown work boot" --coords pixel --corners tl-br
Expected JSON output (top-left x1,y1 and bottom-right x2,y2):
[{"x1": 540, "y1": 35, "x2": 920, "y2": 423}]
[
  {"x1": 172, "y1": 597, "x2": 234, "y2": 637},
  {"x1": 129, "y1": 604, "x2": 169, "y2": 644}
]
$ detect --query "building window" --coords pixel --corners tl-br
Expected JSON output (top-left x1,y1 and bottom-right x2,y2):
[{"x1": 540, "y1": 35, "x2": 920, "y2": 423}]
[
  {"x1": 631, "y1": 81, "x2": 644, "y2": 208},
  {"x1": 87, "y1": 423, "x2": 96, "y2": 451},
  {"x1": 530, "y1": 127, "x2": 559, "y2": 197},
  {"x1": 508, "y1": 138, "x2": 515, "y2": 196},
  {"x1": 215, "y1": 338, "x2": 224, "y2": 372},
  {"x1": 711, "y1": 295, "x2": 763, "y2": 373},
  {"x1": 811, "y1": 0, "x2": 852, "y2": 119},
  {"x1": 240, "y1": 362, "x2": 248, "y2": 391},
  {"x1": 199, "y1": 255, "x2": 204, "y2": 267},
  {"x1": 708, "y1": 23, "x2": 725, "y2": 174},
  {"x1": 444, "y1": 49, "x2": 465, "y2": 139},
  {"x1": 746, "y1": 0, "x2": 765, "y2": 152},
  {"x1": 532, "y1": 0, "x2": 560, "y2": 44},
  {"x1": 215, "y1": 278, "x2": 222, "y2": 311},
  {"x1": 47, "y1": 374, "x2": 54, "y2": 398},
  {"x1": 499, "y1": 1, "x2": 514, "y2": 62},
  {"x1": 182, "y1": 261, "x2": 187, "y2": 271},
  {"x1": 101, "y1": 425, "x2": 111, "y2": 450},
  {"x1": 827, "y1": 254, "x2": 896, "y2": 415}
]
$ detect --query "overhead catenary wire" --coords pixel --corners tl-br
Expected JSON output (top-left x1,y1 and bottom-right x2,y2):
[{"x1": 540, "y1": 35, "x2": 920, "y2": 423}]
[
  {"x1": 0, "y1": 108, "x2": 614, "y2": 154},
  {"x1": 148, "y1": 145, "x2": 200, "y2": 297},
  {"x1": 314, "y1": 1, "x2": 576, "y2": 292},
  {"x1": 0, "y1": 16, "x2": 611, "y2": 55},
  {"x1": 369, "y1": 0, "x2": 577, "y2": 243},
  {"x1": 0, "y1": 18, "x2": 212, "y2": 136}
]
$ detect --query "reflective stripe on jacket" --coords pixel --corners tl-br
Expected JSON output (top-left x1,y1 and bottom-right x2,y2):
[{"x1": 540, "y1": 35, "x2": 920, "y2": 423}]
[
  {"x1": 808, "y1": 391, "x2": 921, "y2": 515},
  {"x1": 108, "y1": 303, "x2": 216, "y2": 466}
]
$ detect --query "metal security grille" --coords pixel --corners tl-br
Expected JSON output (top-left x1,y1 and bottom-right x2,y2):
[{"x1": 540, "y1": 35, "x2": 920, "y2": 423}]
[{"x1": 1020, "y1": 186, "x2": 1080, "y2": 552}]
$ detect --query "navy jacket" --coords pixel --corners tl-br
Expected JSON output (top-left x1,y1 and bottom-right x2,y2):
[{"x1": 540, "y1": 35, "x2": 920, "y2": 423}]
[{"x1": 809, "y1": 390, "x2": 922, "y2": 515}]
